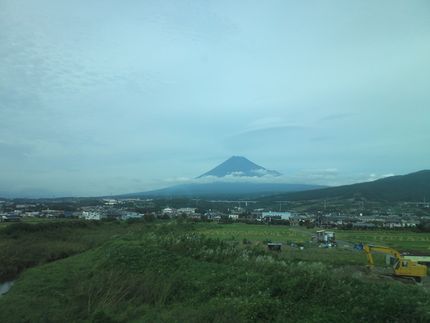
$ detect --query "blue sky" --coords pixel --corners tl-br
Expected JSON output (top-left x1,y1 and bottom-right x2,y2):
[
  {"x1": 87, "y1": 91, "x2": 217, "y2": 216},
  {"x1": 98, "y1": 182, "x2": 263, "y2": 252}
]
[{"x1": 0, "y1": 0, "x2": 429, "y2": 197}]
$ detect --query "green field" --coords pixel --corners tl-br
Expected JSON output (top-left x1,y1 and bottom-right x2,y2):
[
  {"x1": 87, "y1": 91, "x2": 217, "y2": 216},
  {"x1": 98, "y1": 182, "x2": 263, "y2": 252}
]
[
  {"x1": 196, "y1": 223, "x2": 430, "y2": 269},
  {"x1": 1, "y1": 220, "x2": 429, "y2": 322},
  {"x1": 0, "y1": 217, "x2": 57, "y2": 227},
  {"x1": 334, "y1": 229, "x2": 430, "y2": 253},
  {"x1": 197, "y1": 223, "x2": 310, "y2": 243},
  {"x1": 197, "y1": 222, "x2": 430, "y2": 251}
]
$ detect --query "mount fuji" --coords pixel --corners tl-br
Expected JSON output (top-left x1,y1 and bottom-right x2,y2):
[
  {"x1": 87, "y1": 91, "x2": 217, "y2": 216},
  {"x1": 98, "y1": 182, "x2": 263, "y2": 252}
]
[
  {"x1": 121, "y1": 156, "x2": 325, "y2": 198},
  {"x1": 197, "y1": 156, "x2": 281, "y2": 178}
]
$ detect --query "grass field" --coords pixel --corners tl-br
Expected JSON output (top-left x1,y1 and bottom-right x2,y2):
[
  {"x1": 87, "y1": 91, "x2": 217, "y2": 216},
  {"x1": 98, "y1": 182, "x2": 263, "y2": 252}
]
[
  {"x1": 196, "y1": 223, "x2": 430, "y2": 271},
  {"x1": 196, "y1": 223, "x2": 310, "y2": 244},
  {"x1": 196, "y1": 223, "x2": 372, "y2": 267},
  {"x1": 333, "y1": 229, "x2": 430, "y2": 253},
  {"x1": 196, "y1": 222, "x2": 430, "y2": 252},
  {"x1": 0, "y1": 217, "x2": 59, "y2": 227},
  {"x1": 1, "y1": 221, "x2": 429, "y2": 322}
]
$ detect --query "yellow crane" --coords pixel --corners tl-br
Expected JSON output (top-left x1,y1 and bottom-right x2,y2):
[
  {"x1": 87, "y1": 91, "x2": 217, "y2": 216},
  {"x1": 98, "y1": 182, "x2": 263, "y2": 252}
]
[{"x1": 363, "y1": 244, "x2": 427, "y2": 282}]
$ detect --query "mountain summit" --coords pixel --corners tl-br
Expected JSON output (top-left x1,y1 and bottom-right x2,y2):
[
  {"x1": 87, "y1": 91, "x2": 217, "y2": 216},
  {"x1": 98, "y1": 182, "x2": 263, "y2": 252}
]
[{"x1": 197, "y1": 156, "x2": 281, "y2": 178}]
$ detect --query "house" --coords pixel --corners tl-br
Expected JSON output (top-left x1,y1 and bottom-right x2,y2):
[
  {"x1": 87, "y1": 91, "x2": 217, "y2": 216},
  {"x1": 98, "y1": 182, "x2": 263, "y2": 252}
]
[
  {"x1": 41, "y1": 209, "x2": 63, "y2": 218},
  {"x1": 23, "y1": 211, "x2": 40, "y2": 217},
  {"x1": 228, "y1": 214, "x2": 239, "y2": 220},
  {"x1": 81, "y1": 211, "x2": 103, "y2": 220},
  {"x1": 352, "y1": 222, "x2": 377, "y2": 229},
  {"x1": 177, "y1": 207, "x2": 196, "y2": 215},
  {"x1": 121, "y1": 212, "x2": 144, "y2": 220},
  {"x1": 162, "y1": 207, "x2": 175, "y2": 217},
  {"x1": 204, "y1": 211, "x2": 225, "y2": 221},
  {"x1": 103, "y1": 199, "x2": 118, "y2": 206}
]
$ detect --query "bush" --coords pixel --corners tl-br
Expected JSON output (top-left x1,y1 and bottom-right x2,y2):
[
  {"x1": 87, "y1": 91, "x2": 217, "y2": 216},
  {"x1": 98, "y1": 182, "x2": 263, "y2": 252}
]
[{"x1": 0, "y1": 221, "x2": 90, "y2": 237}]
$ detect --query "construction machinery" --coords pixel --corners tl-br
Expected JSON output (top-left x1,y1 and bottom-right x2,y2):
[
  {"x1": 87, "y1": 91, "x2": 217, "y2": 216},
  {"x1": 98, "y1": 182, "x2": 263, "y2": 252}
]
[{"x1": 363, "y1": 244, "x2": 427, "y2": 282}]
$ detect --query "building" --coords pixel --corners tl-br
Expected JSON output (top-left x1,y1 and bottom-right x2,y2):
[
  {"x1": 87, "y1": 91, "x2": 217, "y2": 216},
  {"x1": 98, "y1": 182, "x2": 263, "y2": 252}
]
[
  {"x1": 103, "y1": 199, "x2": 118, "y2": 206},
  {"x1": 228, "y1": 214, "x2": 239, "y2": 220},
  {"x1": 41, "y1": 209, "x2": 64, "y2": 218},
  {"x1": 204, "y1": 211, "x2": 225, "y2": 221},
  {"x1": 177, "y1": 207, "x2": 196, "y2": 216},
  {"x1": 81, "y1": 211, "x2": 103, "y2": 221},
  {"x1": 262, "y1": 211, "x2": 292, "y2": 221},
  {"x1": 23, "y1": 211, "x2": 40, "y2": 217},
  {"x1": 121, "y1": 212, "x2": 144, "y2": 220},
  {"x1": 0, "y1": 213, "x2": 21, "y2": 222},
  {"x1": 162, "y1": 207, "x2": 175, "y2": 217}
]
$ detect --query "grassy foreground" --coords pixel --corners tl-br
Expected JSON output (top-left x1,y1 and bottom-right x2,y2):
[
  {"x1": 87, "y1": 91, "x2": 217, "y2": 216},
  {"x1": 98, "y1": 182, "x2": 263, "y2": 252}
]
[
  {"x1": 0, "y1": 219, "x2": 147, "y2": 282},
  {"x1": 0, "y1": 221, "x2": 429, "y2": 322}
]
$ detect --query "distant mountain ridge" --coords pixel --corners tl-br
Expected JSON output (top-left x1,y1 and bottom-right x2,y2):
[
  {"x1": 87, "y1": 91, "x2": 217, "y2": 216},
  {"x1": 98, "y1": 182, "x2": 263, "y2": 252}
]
[
  {"x1": 197, "y1": 156, "x2": 281, "y2": 178},
  {"x1": 262, "y1": 170, "x2": 430, "y2": 202}
]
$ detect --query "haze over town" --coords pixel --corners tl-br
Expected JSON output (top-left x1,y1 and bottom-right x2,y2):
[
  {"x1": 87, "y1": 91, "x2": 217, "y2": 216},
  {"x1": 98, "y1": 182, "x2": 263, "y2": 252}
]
[{"x1": 1, "y1": 0, "x2": 429, "y2": 197}]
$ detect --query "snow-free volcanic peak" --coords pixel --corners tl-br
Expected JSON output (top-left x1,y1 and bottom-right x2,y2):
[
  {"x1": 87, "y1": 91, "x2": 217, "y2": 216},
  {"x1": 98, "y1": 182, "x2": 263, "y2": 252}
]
[{"x1": 197, "y1": 156, "x2": 281, "y2": 178}]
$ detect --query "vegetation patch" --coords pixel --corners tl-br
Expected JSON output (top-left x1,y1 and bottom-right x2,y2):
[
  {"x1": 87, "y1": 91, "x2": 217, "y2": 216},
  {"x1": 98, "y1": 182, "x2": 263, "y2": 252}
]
[
  {"x1": 0, "y1": 220, "x2": 147, "y2": 282},
  {"x1": 334, "y1": 229, "x2": 430, "y2": 252},
  {"x1": 0, "y1": 222, "x2": 429, "y2": 322}
]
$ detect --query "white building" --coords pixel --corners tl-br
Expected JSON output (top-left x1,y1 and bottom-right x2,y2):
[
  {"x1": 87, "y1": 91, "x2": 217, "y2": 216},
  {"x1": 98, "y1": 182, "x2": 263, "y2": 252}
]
[
  {"x1": 103, "y1": 199, "x2": 118, "y2": 206},
  {"x1": 23, "y1": 211, "x2": 40, "y2": 217},
  {"x1": 121, "y1": 212, "x2": 144, "y2": 220},
  {"x1": 177, "y1": 207, "x2": 196, "y2": 215},
  {"x1": 162, "y1": 207, "x2": 175, "y2": 217},
  {"x1": 82, "y1": 211, "x2": 102, "y2": 220}
]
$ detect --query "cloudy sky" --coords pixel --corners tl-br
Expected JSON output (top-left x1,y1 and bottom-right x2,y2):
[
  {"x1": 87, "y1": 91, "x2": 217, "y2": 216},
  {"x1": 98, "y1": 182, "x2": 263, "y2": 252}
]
[{"x1": 1, "y1": 0, "x2": 429, "y2": 197}]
